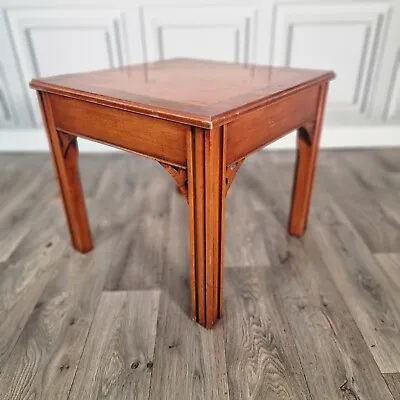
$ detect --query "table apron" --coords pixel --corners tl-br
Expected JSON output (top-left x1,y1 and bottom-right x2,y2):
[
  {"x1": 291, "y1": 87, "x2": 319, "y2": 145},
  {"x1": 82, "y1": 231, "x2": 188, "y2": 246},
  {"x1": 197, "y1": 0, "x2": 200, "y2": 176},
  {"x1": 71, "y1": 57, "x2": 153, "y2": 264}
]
[
  {"x1": 47, "y1": 93, "x2": 188, "y2": 168},
  {"x1": 225, "y1": 85, "x2": 320, "y2": 165}
]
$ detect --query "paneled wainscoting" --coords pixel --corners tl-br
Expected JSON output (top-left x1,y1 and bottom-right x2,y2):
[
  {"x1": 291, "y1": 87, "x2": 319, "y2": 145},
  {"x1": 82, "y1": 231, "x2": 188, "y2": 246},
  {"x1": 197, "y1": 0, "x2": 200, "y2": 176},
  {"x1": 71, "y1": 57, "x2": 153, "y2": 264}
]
[{"x1": 1, "y1": 0, "x2": 400, "y2": 149}]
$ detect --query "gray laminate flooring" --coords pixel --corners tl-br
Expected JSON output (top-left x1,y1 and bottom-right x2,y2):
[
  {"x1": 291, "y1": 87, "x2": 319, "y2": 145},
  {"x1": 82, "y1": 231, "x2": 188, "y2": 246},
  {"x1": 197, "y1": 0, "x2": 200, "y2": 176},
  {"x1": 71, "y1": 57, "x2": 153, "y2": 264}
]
[{"x1": 0, "y1": 149, "x2": 399, "y2": 399}]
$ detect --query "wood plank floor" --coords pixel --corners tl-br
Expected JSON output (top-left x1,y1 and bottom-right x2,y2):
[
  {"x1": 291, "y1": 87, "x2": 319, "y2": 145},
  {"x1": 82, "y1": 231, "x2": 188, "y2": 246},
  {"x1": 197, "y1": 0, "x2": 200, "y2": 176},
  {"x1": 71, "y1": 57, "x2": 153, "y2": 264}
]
[{"x1": 0, "y1": 149, "x2": 399, "y2": 400}]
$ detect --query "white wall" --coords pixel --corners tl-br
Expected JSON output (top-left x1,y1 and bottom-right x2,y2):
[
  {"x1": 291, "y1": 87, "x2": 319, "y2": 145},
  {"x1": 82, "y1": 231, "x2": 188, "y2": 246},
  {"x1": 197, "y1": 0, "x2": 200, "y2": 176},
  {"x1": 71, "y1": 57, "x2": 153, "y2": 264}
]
[{"x1": 0, "y1": 0, "x2": 399, "y2": 151}]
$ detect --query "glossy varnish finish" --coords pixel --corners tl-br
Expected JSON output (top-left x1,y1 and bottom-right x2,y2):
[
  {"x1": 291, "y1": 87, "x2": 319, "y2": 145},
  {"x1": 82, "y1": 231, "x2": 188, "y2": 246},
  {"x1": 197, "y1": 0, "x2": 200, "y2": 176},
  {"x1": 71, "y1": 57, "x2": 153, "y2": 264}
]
[
  {"x1": 30, "y1": 58, "x2": 335, "y2": 328},
  {"x1": 30, "y1": 58, "x2": 334, "y2": 128}
]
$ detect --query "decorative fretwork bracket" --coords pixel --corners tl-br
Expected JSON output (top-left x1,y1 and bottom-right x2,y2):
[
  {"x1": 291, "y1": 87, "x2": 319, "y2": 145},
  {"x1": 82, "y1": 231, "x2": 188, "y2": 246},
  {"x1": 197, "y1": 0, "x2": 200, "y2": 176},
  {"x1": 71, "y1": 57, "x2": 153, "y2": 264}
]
[
  {"x1": 58, "y1": 131, "x2": 78, "y2": 160},
  {"x1": 161, "y1": 157, "x2": 245, "y2": 200},
  {"x1": 159, "y1": 162, "x2": 188, "y2": 201},
  {"x1": 298, "y1": 121, "x2": 315, "y2": 145},
  {"x1": 225, "y1": 159, "x2": 244, "y2": 196}
]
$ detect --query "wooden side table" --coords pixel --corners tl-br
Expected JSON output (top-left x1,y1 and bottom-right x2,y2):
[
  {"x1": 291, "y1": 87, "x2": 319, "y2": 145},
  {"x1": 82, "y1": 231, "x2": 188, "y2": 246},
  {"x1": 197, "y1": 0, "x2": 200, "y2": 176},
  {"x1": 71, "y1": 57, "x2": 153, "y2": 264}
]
[{"x1": 30, "y1": 59, "x2": 335, "y2": 329}]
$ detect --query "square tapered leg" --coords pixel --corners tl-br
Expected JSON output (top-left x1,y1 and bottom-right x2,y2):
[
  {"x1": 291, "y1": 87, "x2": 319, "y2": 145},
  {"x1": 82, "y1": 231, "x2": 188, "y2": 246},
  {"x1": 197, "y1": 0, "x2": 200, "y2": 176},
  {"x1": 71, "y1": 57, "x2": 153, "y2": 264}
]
[
  {"x1": 38, "y1": 92, "x2": 93, "y2": 253},
  {"x1": 187, "y1": 126, "x2": 226, "y2": 329},
  {"x1": 288, "y1": 83, "x2": 328, "y2": 237}
]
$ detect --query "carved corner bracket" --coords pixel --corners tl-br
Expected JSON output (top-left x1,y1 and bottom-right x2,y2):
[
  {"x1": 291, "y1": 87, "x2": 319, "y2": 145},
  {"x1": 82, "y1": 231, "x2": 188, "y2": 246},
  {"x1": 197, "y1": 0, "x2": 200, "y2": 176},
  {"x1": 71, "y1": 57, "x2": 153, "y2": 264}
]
[
  {"x1": 160, "y1": 157, "x2": 244, "y2": 201},
  {"x1": 57, "y1": 131, "x2": 78, "y2": 160},
  {"x1": 298, "y1": 121, "x2": 316, "y2": 145},
  {"x1": 225, "y1": 159, "x2": 244, "y2": 196},
  {"x1": 159, "y1": 162, "x2": 188, "y2": 201}
]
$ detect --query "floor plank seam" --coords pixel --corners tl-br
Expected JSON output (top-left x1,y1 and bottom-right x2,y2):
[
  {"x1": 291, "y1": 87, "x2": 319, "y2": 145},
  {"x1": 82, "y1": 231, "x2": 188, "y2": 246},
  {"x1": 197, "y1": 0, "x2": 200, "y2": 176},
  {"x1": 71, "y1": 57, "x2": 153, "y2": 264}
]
[
  {"x1": 314, "y1": 234, "x2": 395, "y2": 395},
  {"x1": 0, "y1": 243, "x2": 64, "y2": 377},
  {"x1": 221, "y1": 318, "x2": 231, "y2": 399},
  {"x1": 146, "y1": 293, "x2": 162, "y2": 400},
  {"x1": 65, "y1": 292, "x2": 104, "y2": 400},
  {"x1": 272, "y1": 289, "x2": 315, "y2": 400}
]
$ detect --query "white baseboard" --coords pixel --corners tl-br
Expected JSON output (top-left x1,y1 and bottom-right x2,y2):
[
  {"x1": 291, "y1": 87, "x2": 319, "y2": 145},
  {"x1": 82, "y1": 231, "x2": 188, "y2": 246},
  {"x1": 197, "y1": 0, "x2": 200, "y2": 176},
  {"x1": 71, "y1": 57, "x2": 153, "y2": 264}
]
[{"x1": 1, "y1": 125, "x2": 400, "y2": 152}]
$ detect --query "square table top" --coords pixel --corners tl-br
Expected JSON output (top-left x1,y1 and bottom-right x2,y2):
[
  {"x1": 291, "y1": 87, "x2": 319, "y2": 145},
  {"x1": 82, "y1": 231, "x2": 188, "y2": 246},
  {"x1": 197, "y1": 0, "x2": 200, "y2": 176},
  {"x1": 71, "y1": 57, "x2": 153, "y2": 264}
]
[{"x1": 30, "y1": 58, "x2": 335, "y2": 128}]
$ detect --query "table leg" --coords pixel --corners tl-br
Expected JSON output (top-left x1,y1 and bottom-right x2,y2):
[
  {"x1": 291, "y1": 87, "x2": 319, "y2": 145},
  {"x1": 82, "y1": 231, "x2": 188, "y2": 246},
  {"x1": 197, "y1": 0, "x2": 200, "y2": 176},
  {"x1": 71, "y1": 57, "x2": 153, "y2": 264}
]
[
  {"x1": 288, "y1": 83, "x2": 329, "y2": 237},
  {"x1": 37, "y1": 92, "x2": 93, "y2": 253},
  {"x1": 187, "y1": 126, "x2": 226, "y2": 329}
]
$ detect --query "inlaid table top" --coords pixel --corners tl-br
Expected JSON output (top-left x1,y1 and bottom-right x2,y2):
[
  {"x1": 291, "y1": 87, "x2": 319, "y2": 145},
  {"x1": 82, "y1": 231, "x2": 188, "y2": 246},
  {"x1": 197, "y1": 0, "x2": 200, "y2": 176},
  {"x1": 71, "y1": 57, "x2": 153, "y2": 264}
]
[
  {"x1": 30, "y1": 58, "x2": 335, "y2": 329},
  {"x1": 30, "y1": 58, "x2": 334, "y2": 128}
]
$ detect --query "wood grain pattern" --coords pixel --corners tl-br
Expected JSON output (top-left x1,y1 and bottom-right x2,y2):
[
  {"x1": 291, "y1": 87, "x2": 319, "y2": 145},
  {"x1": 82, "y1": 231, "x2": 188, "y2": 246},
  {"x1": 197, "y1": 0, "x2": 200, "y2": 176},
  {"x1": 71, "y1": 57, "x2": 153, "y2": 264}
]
[
  {"x1": 0, "y1": 251, "x2": 91, "y2": 400},
  {"x1": 68, "y1": 291, "x2": 160, "y2": 400},
  {"x1": 30, "y1": 58, "x2": 334, "y2": 128},
  {"x1": 0, "y1": 188, "x2": 121, "y2": 400},
  {"x1": 0, "y1": 237, "x2": 67, "y2": 380},
  {"x1": 237, "y1": 158, "x2": 394, "y2": 400},
  {"x1": 384, "y1": 373, "x2": 400, "y2": 398},
  {"x1": 377, "y1": 191, "x2": 400, "y2": 229},
  {"x1": 317, "y1": 152, "x2": 400, "y2": 253},
  {"x1": 374, "y1": 253, "x2": 400, "y2": 293},
  {"x1": 150, "y1": 293, "x2": 229, "y2": 400},
  {"x1": 268, "y1": 224, "x2": 393, "y2": 399},
  {"x1": 342, "y1": 151, "x2": 400, "y2": 192},
  {"x1": 250, "y1": 150, "x2": 400, "y2": 376},
  {"x1": 249, "y1": 152, "x2": 400, "y2": 377},
  {"x1": 187, "y1": 126, "x2": 226, "y2": 328},
  {"x1": 49, "y1": 94, "x2": 188, "y2": 167},
  {"x1": 226, "y1": 85, "x2": 319, "y2": 165},
  {"x1": 312, "y1": 200, "x2": 400, "y2": 374},
  {"x1": 149, "y1": 192, "x2": 229, "y2": 400},
  {"x1": 0, "y1": 156, "x2": 50, "y2": 220},
  {"x1": 375, "y1": 148, "x2": 400, "y2": 173},
  {"x1": 224, "y1": 267, "x2": 311, "y2": 399},
  {"x1": 103, "y1": 163, "x2": 170, "y2": 291},
  {"x1": 0, "y1": 161, "x2": 55, "y2": 263},
  {"x1": 224, "y1": 182, "x2": 271, "y2": 268}
]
